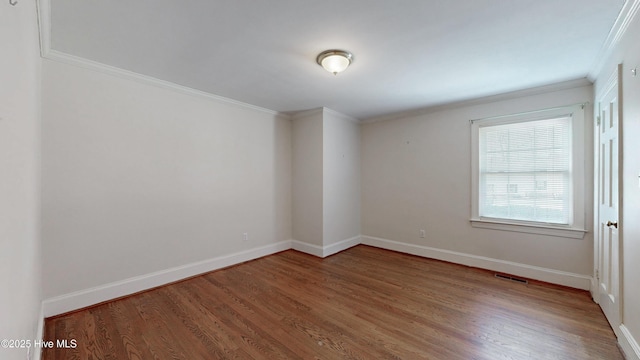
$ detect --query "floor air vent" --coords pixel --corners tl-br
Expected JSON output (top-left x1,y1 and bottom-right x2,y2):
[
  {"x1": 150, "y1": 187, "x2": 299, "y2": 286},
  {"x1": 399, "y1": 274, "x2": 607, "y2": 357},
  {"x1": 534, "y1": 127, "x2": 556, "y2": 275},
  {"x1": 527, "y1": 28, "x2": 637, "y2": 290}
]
[{"x1": 495, "y1": 273, "x2": 528, "y2": 284}]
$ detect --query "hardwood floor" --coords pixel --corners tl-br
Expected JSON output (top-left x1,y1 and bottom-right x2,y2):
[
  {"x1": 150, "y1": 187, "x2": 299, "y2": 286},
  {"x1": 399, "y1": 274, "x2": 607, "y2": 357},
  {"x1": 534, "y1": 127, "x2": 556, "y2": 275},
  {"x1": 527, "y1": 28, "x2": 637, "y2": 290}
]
[{"x1": 43, "y1": 245, "x2": 623, "y2": 359}]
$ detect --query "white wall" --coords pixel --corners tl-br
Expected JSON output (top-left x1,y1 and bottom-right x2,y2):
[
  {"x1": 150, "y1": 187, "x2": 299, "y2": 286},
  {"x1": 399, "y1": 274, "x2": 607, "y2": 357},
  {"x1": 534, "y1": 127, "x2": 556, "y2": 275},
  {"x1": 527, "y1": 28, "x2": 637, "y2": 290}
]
[
  {"x1": 292, "y1": 109, "x2": 324, "y2": 246},
  {"x1": 41, "y1": 60, "x2": 292, "y2": 299},
  {"x1": 292, "y1": 108, "x2": 361, "y2": 253},
  {"x1": 594, "y1": 5, "x2": 640, "y2": 358},
  {"x1": 0, "y1": 1, "x2": 42, "y2": 360},
  {"x1": 361, "y1": 84, "x2": 594, "y2": 279},
  {"x1": 323, "y1": 109, "x2": 361, "y2": 246}
]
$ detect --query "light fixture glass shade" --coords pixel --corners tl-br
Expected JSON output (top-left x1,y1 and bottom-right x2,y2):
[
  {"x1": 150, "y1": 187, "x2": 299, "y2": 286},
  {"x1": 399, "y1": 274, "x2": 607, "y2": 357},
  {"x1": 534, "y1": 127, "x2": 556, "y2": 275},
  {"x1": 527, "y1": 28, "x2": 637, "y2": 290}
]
[{"x1": 317, "y1": 50, "x2": 353, "y2": 75}]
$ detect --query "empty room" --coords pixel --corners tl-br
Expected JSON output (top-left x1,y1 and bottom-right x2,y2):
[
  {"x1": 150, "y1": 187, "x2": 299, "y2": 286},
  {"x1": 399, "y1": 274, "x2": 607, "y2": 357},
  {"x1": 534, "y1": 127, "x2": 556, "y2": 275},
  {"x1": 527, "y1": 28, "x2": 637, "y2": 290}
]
[{"x1": 2, "y1": 0, "x2": 640, "y2": 359}]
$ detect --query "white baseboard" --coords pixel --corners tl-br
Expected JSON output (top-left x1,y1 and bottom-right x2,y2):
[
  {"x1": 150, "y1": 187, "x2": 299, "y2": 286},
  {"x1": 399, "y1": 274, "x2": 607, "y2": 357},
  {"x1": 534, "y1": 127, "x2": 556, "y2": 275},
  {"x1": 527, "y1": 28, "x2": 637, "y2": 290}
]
[
  {"x1": 291, "y1": 240, "x2": 325, "y2": 257},
  {"x1": 620, "y1": 324, "x2": 640, "y2": 360},
  {"x1": 42, "y1": 234, "x2": 594, "y2": 318},
  {"x1": 323, "y1": 235, "x2": 361, "y2": 257},
  {"x1": 43, "y1": 237, "x2": 361, "y2": 318},
  {"x1": 43, "y1": 241, "x2": 291, "y2": 317},
  {"x1": 292, "y1": 235, "x2": 361, "y2": 258},
  {"x1": 361, "y1": 235, "x2": 592, "y2": 290}
]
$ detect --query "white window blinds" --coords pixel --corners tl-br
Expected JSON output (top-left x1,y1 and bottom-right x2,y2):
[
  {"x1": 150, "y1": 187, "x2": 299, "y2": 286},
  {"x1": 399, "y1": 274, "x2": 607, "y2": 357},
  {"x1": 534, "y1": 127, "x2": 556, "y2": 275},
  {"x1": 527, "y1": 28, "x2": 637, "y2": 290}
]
[{"x1": 478, "y1": 115, "x2": 572, "y2": 224}]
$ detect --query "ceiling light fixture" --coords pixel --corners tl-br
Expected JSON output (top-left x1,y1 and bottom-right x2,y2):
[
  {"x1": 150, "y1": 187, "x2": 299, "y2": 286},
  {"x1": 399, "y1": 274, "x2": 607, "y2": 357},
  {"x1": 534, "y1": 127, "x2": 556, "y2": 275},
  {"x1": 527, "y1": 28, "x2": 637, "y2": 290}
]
[{"x1": 316, "y1": 50, "x2": 353, "y2": 75}]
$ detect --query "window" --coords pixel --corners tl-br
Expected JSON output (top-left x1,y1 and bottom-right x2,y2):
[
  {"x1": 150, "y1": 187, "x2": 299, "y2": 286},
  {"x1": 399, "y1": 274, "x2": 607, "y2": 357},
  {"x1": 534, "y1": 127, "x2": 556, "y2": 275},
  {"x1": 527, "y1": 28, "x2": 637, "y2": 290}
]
[
  {"x1": 480, "y1": 115, "x2": 570, "y2": 223},
  {"x1": 470, "y1": 104, "x2": 586, "y2": 239}
]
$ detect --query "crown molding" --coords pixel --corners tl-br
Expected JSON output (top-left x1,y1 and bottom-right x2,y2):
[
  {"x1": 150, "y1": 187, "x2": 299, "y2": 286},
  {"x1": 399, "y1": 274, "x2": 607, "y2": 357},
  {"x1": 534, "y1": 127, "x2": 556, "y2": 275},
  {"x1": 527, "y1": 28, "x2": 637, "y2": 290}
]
[
  {"x1": 37, "y1": 0, "x2": 631, "y2": 122},
  {"x1": 291, "y1": 107, "x2": 361, "y2": 123},
  {"x1": 35, "y1": 0, "x2": 287, "y2": 119},
  {"x1": 361, "y1": 78, "x2": 592, "y2": 124},
  {"x1": 362, "y1": 1, "x2": 638, "y2": 125},
  {"x1": 588, "y1": 0, "x2": 640, "y2": 81},
  {"x1": 596, "y1": 63, "x2": 622, "y2": 101},
  {"x1": 290, "y1": 107, "x2": 324, "y2": 120},
  {"x1": 43, "y1": 49, "x2": 288, "y2": 118},
  {"x1": 322, "y1": 107, "x2": 360, "y2": 123}
]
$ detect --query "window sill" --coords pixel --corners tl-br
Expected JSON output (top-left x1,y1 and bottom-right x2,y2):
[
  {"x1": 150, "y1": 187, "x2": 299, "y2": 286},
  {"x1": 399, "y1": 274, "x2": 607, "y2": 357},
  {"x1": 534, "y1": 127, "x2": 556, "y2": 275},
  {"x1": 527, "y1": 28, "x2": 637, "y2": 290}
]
[{"x1": 470, "y1": 218, "x2": 586, "y2": 239}]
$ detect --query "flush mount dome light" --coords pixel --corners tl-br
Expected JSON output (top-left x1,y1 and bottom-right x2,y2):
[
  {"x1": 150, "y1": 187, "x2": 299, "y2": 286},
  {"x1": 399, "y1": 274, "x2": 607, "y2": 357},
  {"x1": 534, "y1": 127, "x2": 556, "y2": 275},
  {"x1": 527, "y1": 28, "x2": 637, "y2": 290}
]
[{"x1": 316, "y1": 50, "x2": 353, "y2": 75}]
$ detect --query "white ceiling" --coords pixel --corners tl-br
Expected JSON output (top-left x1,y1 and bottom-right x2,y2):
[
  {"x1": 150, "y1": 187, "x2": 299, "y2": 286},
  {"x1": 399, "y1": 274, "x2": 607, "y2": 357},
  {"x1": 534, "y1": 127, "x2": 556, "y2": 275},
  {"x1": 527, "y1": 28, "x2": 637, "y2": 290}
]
[{"x1": 49, "y1": 0, "x2": 623, "y2": 120}]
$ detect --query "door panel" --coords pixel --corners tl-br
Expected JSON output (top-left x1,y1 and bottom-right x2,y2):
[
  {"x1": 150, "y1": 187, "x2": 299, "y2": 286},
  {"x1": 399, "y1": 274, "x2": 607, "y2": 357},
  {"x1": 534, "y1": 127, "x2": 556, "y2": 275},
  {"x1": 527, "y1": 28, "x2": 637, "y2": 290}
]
[{"x1": 596, "y1": 64, "x2": 621, "y2": 335}]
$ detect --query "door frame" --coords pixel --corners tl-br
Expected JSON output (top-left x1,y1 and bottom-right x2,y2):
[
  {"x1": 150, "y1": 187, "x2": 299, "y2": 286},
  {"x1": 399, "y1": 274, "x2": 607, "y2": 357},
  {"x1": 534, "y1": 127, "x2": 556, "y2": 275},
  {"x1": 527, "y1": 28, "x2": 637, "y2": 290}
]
[{"x1": 593, "y1": 63, "x2": 624, "y2": 337}]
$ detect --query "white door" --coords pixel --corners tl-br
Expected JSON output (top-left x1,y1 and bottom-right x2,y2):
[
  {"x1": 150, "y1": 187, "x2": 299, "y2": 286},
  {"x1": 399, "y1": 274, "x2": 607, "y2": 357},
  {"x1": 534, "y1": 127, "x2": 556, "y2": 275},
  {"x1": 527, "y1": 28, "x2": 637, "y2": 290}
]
[{"x1": 595, "y1": 64, "x2": 622, "y2": 335}]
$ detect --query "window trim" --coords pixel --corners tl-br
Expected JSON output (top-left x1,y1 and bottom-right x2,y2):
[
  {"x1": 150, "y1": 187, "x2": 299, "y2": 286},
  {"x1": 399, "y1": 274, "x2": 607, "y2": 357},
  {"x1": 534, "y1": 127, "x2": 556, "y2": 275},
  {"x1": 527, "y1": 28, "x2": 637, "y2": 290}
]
[{"x1": 470, "y1": 104, "x2": 587, "y2": 239}]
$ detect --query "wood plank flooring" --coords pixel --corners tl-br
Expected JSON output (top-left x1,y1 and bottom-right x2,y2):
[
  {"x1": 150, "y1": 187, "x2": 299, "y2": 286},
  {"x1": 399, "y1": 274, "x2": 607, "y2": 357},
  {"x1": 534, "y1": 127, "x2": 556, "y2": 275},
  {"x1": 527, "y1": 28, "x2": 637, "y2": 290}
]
[{"x1": 43, "y1": 245, "x2": 623, "y2": 359}]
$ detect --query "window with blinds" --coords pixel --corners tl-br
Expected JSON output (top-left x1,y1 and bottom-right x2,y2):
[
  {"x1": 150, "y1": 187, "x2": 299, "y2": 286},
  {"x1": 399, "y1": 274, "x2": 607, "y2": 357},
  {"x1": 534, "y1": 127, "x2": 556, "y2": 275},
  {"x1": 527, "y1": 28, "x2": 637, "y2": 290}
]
[{"x1": 478, "y1": 115, "x2": 572, "y2": 224}]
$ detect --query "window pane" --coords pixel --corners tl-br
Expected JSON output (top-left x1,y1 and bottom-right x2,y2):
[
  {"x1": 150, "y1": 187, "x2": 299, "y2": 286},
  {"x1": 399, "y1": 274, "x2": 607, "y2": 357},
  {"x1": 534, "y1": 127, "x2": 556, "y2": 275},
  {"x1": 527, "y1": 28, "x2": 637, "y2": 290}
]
[{"x1": 478, "y1": 116, "x2": 571, "y2": 224}]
